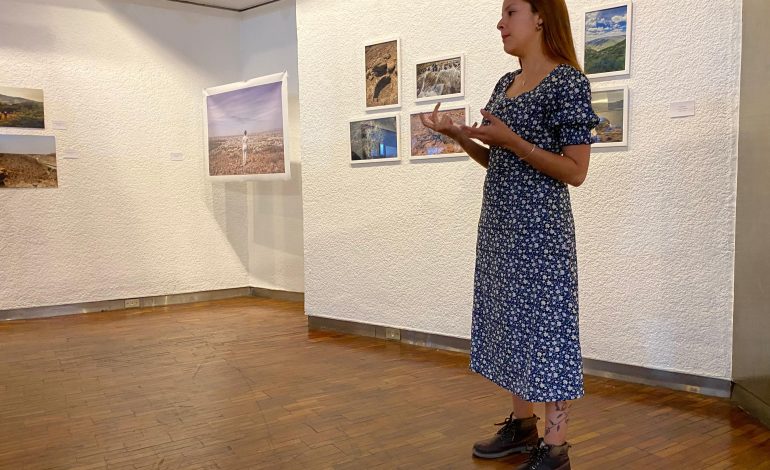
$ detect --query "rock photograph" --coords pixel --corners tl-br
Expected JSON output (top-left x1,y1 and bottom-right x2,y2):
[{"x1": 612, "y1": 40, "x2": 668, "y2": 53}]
[
  {"x1": 410, "y1": 108, "x2": 466, "y2": 158},
  {"x1": 365, "y1": 40, "x2": 399, "y2": 108}
]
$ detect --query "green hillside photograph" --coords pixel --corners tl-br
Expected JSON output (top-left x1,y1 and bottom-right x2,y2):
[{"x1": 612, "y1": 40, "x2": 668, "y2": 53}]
[
  {"x1": 584, "y1": 3, "x2": 630, "y2": 77},
  {"x1": 0, "y1": 86, "x2": 45, "y2": 129}
]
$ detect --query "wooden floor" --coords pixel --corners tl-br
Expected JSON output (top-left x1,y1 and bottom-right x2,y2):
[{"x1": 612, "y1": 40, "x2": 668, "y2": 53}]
[{"x1": 1, "y1": 297, "x2": 769, "y2": 469}]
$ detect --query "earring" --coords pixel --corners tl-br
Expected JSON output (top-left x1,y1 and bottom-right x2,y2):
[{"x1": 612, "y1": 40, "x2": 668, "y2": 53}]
[{"x1": 536, "y1": 23, "x2": 543, "y2": 31}]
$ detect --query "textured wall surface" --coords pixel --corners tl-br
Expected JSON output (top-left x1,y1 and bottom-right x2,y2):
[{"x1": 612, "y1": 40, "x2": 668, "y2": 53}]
[
  {"x1": 240, "y1": 0, "x2": 304, "y2": 292},
  {"x1": 0, "y1": 0, "x2": 250, "y2": 309},
  {"x1": 297, "y1": 0, "x2": 741, "y2": 379}
]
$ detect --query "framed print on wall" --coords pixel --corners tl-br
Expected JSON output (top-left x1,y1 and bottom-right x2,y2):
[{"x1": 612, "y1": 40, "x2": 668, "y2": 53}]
[
  {"x1": 583, "y1": 1, "x2": 632, "y2": 79},
  {"x1": 0, "y1": 135, "x2": 57, "y2": 188},
  {"x1": 590, "y1": 86, "x2": 628, "y2": 147},
  {"x1": 0, "y1": 86, "x2": 45, "y2": 129},
  {"x1": 409, "y1": 105, "x2": 469, "y2": 160},
  {"x1": 203, "y1": 72, "x2": 290, "y2": 181},
  {"x1": 349, "y1": 114, "x2": 400, "y2": 164},
  {"x1": 415, "y1": 54, "x2": 465, "y2": 103},
  {"x1": 364, "y1": 38, "x2": 401, "y2": 110}
]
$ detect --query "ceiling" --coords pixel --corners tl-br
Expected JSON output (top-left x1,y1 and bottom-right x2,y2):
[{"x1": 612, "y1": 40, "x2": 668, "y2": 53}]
[{"x1": 163, "y1": 0, "x2": 281, "y2": 12}]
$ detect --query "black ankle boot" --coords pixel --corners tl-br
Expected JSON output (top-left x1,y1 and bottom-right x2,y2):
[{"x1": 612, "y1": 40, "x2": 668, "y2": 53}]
[
  {"x1": 515, "y1": 438, "x2": 571, "y2": 470},
  {"x1": 472, "y1": 413, "x2": 540, "y2": 459}
]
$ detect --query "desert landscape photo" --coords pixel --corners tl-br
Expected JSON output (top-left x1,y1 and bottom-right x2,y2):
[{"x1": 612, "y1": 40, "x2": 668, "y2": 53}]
[
  {"x1": 410, "y1": 108, "x2": 466, "y2": 157},
  {"x1": 416, "y1": 57, "x2": 462, "y2": 99},
  {"x1": 0, "y1": 135, "x2": 57, "y2": 188},
  {"x1": 365, "y1": 40, "x2": 399, "y2": 108},
  {"x1": 206, "y1": 80, "x2": 286, "y2": 176}
]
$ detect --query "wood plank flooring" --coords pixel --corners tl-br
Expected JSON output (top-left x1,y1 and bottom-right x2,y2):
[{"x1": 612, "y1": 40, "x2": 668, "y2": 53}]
[{"x1": 0, "y1": 297, "x2": 768, "y2": 469}]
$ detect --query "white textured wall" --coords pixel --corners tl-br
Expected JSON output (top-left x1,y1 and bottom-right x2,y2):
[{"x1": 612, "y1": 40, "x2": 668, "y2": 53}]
[
  {"x1": 240, "y1": 0, "x2": 304, "y2": 293},
  {"x1": 298, "y1": 0, "x2": 741, "y2": 379},
  {"x1": 0, "y1": 0, "x2": 250, "y2": 309}
]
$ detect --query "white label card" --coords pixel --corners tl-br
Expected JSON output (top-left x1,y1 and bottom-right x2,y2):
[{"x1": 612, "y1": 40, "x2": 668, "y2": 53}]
[
  {"x1": 670, "y1": 101, "x2": 695, "y2": 118},
  {"x1": 170, "y1": 152, "x2": 184, "y2": 161},
  {"x1": 51, "y1": 121, "x2": 68, "y2": 130}
]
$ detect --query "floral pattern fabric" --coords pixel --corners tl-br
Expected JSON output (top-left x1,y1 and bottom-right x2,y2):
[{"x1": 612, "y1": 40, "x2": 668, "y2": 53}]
[{"x1": 469, "y1": 64, "x2": 599, "y2": 402}]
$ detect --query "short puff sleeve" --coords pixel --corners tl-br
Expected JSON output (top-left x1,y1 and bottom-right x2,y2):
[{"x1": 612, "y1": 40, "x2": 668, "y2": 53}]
[{"x1": 549, "y1": 69, "x2": 600, "y2": 148}]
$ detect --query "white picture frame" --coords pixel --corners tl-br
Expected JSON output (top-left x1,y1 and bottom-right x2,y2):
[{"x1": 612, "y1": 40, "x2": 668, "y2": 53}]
[
  {"x1": 203, "y1": 72, "x2": 290, "y2": 181},
  {"x1": 349, "y1": 113, "x2": 401, "y2": 164},
  {"x1": 582, "y1": 1, "x2": 632, "y2": 79},
  {"x1": 414, "y1": 53, "x2": 465, "y2": 103},
  {"x1": 364, "y1": 37, "x2": 401, "y2": 111},
  {"x1": 590, "y1": 85, "x2": 629, "y2": 148},
  {"x1": 408, "y1": 104, "x2": 469, "y2": 160}
]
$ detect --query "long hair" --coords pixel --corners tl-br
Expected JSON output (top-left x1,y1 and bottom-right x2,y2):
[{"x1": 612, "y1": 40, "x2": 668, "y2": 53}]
[{"x1": 525, "y1": 0, "x2": 582, "y2": 71}]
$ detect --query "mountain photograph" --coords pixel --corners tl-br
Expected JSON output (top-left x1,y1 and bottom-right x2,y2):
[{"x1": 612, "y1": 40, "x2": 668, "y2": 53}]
[{"x1": 584, "y1": 4, "x2": 629, "y2": 76}]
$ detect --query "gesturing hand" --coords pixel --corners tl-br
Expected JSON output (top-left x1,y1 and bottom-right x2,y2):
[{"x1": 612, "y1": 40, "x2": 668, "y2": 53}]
[
  {"x1": 460, "y1": 109, "x2": 515, "y2": 148},
  {"x1": 419, "y1": 102, "x2": 462, "y2": 139}
]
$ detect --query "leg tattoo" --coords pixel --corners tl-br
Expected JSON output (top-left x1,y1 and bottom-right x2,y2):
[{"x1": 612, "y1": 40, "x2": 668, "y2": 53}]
[{"x1": 545, "y1": 401, "x2": 570, "y2": 438}]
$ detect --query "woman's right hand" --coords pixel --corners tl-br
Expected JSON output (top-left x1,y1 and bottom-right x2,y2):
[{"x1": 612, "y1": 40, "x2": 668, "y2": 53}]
[{"x1": 419, "y1": 102, "x2": 462, "y2": 140}]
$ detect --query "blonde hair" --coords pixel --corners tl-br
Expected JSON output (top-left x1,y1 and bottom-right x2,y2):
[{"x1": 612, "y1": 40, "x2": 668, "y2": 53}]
[{"x1": 525, "y1": 0, "x2": 582, "y2": 71}]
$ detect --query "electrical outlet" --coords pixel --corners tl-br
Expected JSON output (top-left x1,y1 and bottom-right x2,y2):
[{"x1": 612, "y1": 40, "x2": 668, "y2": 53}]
[
  {"x1": 124, "y1": 298, "x2": 141, "y2": 308},
  {"x1": 385, "y1": 327, "x2": 401, "y2": 341}
]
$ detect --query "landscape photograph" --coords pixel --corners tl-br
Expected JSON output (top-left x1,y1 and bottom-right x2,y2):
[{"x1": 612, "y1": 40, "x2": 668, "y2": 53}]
[
  {"x1": 0, "y1": 135, "x2": 57, "y2": 188},
  {"x1": 591, "y1": 88, "x2": 627, "y2": 146},
  {"x1": 365, "y1": 39, "x2": 399, "y2": 109},
  {"x1": 206, "y1": 79, "x2": 286, "y2": 177},
  {"x1": 0, "y1": 86, "x2": 45, "y2": 129},
  {"x1": 584, "y1": 3, "x2": 630, "y2": 77},
  {"x1": 416, "y1": 55, "x2": 463, "y2": 101},
  {"x1": 410, "y1": 108, "x2": 467, "y2": 158},
  {"x1": 349, "y1": 116, "x2": 399, "y2": 162}
]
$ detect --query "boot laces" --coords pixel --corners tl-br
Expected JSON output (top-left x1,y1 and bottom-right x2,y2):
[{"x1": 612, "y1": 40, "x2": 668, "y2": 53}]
[
  {"x1": 523, "y1": 442, "x2": 549, "y2": 469},
  {"x1": 493, "y1": 414, "x2": 515, "y2": 438}
]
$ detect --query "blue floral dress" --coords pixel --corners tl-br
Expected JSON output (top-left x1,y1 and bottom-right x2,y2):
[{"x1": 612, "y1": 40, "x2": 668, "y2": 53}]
[{"x1": 469, "y1": 64, "x2": 599, "y2": 402}]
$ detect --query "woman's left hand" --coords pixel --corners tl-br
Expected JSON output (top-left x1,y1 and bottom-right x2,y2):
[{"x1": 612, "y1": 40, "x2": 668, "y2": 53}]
[{"x1": 460, "y1": 109, "x2": 516, "y2": 148}]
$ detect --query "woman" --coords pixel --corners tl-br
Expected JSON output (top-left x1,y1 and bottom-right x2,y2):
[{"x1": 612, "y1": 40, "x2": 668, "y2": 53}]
[
  {"x1": 242, "y1": 130, "x2": 248, "y2": 165},
  {"x1": 420, "y1": 1, "x2": 599, "y2": 469}
]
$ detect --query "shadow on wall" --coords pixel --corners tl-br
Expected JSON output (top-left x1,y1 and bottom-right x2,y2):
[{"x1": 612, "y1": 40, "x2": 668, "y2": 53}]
[
  {"x1": 210, "y1": 180, "x2": 250, "y2": 273},
  {"x1": 101, "y1": 0, "x2": 240, "y2": 73},
  {"x1": 249, "y1": 159, "x2": 304, "y2": 290}
]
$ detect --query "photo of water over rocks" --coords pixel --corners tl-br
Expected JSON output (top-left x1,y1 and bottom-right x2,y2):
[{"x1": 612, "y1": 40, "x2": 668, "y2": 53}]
[{"x1": 416, "y1": 56, "x2": 463, "y2": 101}]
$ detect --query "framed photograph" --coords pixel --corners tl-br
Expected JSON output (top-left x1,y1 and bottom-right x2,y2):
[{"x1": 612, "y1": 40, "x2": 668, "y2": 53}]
[
  {"x1": 0, "y1": 86, "x2": 45, "y2": 129},
  {"x1": 415, "y1": 54, "x2": 465, "y2": 103},
  {"x1": 349, "y1": 114, "x2": 400, "y2": 164},
  {"x1": 591, "y1": 86, "x2": 628, "y2": 147},
  {"x1": 203, "y1": 72, "x2": 290, "y2": 181},
  {"x1": 583, "y1": 1, "x2": 632, "y2": 79},
  {"x1": 364, "y1": 38, "x2": 401, "y2": 110},
  {"x1": 409, "y1": 105, "x2": 469, "y2": 160},
  {"x1": 0, "y1": 135, "x2": 57, "y2": 188}
]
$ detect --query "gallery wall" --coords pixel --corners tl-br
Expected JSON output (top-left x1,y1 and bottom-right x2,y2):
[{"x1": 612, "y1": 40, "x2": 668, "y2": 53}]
[
  {"x1": 297, "y1": 0, "x2": 741, "y2": 379},
  {"x1": 240, "y1": 0, "x2": 304, "y2": 293},
  {"x1": 0, "y1": 0, "x2": 251, "y2": 309}
]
